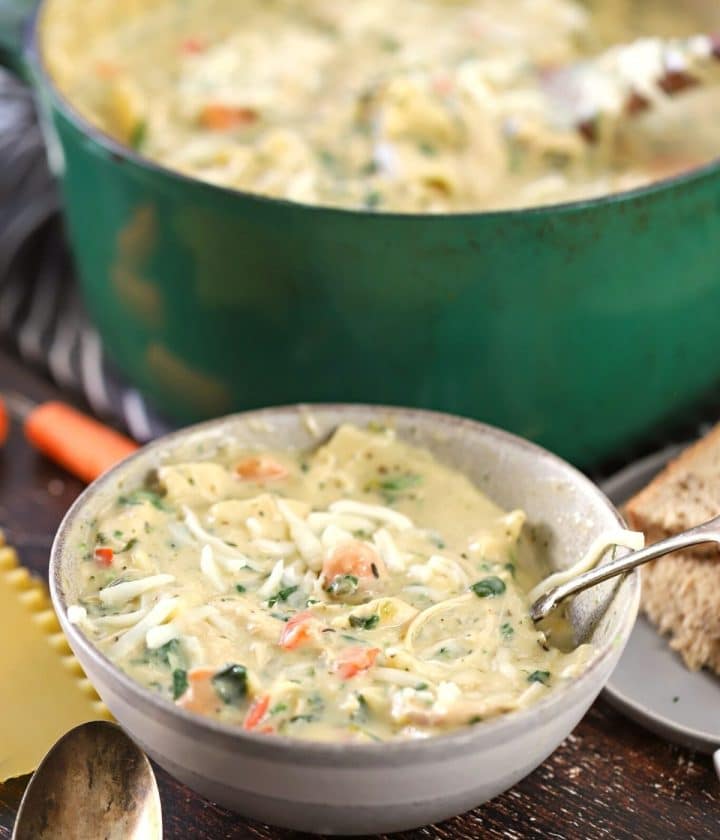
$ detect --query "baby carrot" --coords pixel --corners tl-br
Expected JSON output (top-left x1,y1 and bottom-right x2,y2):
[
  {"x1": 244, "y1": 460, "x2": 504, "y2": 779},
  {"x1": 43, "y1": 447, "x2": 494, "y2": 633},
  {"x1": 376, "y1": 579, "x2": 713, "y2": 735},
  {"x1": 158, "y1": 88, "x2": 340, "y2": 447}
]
[{"x1": 24, "y1": 402, "x2": 137, "y2": 484}]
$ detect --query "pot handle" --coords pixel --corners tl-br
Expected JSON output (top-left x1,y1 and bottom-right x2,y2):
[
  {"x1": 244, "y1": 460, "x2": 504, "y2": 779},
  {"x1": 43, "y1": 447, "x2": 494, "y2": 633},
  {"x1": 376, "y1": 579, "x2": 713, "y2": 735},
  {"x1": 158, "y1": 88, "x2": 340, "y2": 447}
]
[{"x1": 0, "y1": 0, "x2": 37, "y2": 79}]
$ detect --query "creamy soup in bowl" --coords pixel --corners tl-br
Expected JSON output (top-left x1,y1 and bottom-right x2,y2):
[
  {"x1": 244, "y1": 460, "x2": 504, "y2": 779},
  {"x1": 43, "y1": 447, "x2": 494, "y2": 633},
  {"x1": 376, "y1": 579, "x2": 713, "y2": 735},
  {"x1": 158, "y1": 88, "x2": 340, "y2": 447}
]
[
  {"x1": 65, "y1": 424, "x2": 599, "y2": 741},
  {"x1": 50, "y1": 406, "x2": 640, "y2": 832}
]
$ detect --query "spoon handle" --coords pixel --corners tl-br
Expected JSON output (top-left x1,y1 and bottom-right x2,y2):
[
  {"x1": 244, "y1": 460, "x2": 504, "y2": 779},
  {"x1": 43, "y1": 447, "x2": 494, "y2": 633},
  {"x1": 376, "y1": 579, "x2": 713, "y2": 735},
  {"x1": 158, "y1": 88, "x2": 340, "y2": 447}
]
[{"x1": 530, "y1": 515, "x2": 720, "y2": 621}]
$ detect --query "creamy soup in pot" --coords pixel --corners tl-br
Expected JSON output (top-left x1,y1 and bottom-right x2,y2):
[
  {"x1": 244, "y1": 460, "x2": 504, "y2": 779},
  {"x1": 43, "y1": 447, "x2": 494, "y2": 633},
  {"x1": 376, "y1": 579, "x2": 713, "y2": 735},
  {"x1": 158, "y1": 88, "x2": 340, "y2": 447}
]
[
  {"x1": 42, "y1": 0, "x2": 720, "y2": 212},
  {"x1": 67, "y1": 424, "x2": 594, "y2": 742}
]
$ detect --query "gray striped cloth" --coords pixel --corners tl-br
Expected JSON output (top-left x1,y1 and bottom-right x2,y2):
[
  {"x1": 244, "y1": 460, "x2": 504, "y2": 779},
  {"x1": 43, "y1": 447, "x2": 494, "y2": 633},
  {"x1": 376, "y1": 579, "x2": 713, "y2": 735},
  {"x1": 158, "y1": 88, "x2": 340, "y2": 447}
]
[{"x1": 0, "y1": 68, "x2": 170, "y2": 442}]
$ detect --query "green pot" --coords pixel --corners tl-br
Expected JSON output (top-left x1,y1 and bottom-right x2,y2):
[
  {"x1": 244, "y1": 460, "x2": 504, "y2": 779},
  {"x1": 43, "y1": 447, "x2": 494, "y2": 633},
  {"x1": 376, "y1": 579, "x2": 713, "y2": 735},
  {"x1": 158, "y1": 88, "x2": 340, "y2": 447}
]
[{"x1": 5, "y1": 2, "x2": 720, "y2": 467}]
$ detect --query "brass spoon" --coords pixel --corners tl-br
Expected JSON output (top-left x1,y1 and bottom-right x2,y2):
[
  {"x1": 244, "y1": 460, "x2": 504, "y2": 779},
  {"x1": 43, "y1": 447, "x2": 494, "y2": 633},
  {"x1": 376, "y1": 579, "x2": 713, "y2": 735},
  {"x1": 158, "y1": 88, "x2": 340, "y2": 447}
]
[
  {"x1": 530, "y1": 515, "x2": 720, "y2": 622},
  {"x1": 12, "y1": 720, "x2": 162, "y2": 840}
]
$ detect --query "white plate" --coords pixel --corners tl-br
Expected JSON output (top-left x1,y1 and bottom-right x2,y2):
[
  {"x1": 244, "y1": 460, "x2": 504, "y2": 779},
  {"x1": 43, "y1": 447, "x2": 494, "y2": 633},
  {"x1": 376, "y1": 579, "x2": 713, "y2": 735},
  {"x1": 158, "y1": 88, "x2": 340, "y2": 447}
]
[{"x1": 601, "y1": 445, "x2": 720, "y2": 754}]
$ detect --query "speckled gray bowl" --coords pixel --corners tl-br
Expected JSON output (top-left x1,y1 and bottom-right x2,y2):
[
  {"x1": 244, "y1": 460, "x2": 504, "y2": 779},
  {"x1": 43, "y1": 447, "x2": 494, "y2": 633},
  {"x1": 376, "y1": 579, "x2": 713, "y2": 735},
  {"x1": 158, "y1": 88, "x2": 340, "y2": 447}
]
[{"x1": 49, "y1": 405, "x2": 640, "y2": 834}]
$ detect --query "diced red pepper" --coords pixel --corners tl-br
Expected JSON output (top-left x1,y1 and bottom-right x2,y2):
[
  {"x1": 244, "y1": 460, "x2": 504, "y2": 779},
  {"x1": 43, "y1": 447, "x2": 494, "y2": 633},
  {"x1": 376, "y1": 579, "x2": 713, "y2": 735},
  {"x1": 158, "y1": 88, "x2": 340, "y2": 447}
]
[
  {"x1": 181, "y1": 37, "x2": 206, "y2": 54},
  {"x1": 279, "y1": 611, "x2": 314, "y2": 650},
  {"x1": 199, "y1": 104, "x2": 259, "y2": 131},
  {"x1": 94, "y1": 546, "x2": 114, "y2": 567},
  {"x1": 335, "y1": 647, "x2": 380, "y2": 680},
  {"x1": 243, "y1": 694, "x2": 271, "y2": 731}
]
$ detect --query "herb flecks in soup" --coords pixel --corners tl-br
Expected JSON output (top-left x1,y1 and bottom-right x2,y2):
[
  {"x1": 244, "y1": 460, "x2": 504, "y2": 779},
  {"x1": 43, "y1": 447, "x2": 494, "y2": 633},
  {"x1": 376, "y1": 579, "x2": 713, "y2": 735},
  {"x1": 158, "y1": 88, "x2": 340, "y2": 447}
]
[
  {"x1": 42, "y1": 0, "x2": 720, "y2": 212},
  {"x1": 69, "y1": 425, "x2": 591, "y2": 741}
]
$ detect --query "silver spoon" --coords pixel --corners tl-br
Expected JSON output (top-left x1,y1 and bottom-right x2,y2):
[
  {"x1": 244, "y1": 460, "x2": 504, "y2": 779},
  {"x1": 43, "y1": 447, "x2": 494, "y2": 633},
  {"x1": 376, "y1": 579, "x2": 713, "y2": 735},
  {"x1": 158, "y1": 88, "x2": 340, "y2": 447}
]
[
  {"x1": 530, "y1": 515, "x2": 720, "y2": 622},
  {"x1": 12, "y1": 720, "x2": 162, "y2": 840}
]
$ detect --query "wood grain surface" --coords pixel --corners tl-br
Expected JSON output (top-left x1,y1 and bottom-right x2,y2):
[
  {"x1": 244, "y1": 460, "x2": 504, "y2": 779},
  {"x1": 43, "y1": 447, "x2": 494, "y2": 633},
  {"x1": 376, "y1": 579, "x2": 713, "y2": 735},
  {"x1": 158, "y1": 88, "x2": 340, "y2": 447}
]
[{"x1": 0, "y1": 350, "x2": 717, "y2": 840}]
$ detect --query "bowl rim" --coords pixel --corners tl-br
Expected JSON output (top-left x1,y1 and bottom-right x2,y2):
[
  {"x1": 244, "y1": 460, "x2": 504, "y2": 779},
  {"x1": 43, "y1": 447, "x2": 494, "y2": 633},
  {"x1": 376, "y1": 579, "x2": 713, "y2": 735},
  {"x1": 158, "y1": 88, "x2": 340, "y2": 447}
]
[
  {"x1": 50, "y1": 403, "x2": 640, "y2": 765},
  {"x1": 30, "y1": 2, "x2": 720, "y2": 221}
]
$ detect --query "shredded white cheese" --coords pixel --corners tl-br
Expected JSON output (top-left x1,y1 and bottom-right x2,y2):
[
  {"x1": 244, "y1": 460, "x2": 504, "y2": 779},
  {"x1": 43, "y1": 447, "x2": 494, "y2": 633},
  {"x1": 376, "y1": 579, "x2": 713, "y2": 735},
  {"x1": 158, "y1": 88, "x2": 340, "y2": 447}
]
[
  {"x1": 329, "y1": 500, "x2": 413, "y2": 531},
  {"x1": 200, "y1": 544, "x2": 227, "y2": 593},
  {"x1": 528, "y1": 528, "x2": 645, "y2": 603},
  {"x1": 276, "y1": 499, "x2": 322, "y2": 567},
  {"x1": 111, "y1": 597, "x2": 178, "y2": 658},
  {"x1": 146, "y1": 622, "x2": 180, "y2": 649},
  {"x1": 67, "y1": 604, "x2": 87, "y2": 625},
  {"x1": 258, "y1": 559, "x2": 286, "y2": 598},
  {"x1": 373, "y1": 527, "x2": 405, "y2": 572},
  {"x1": 99, "y1": 574, "x2": 175, "y2": 608}
]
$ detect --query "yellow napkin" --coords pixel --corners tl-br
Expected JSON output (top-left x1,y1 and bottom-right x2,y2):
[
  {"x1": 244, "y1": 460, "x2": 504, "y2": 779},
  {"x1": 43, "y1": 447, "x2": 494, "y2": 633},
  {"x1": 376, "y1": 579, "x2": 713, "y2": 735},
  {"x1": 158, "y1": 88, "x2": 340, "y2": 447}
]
[{"x1": 0, "y1": 532, "x2": 111, "y2": 781}]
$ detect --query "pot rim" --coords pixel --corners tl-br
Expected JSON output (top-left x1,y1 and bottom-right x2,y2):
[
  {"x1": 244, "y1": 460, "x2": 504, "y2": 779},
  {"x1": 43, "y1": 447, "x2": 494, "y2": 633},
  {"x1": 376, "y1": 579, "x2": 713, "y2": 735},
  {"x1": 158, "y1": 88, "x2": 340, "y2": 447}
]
[
  {"x1": 50, "y1": 402, "x2": 640, "y2": 767},
  {"x1": 27, "y1": 1, "x2": 720, "y2": 221}
]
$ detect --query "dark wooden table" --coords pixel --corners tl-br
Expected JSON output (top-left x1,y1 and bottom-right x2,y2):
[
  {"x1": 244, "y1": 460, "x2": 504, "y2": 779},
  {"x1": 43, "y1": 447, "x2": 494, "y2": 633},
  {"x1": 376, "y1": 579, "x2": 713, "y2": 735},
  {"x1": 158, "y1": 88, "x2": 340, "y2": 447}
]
[{"x1": 0, "y1": 350, "x2": 718, "y2": 840}]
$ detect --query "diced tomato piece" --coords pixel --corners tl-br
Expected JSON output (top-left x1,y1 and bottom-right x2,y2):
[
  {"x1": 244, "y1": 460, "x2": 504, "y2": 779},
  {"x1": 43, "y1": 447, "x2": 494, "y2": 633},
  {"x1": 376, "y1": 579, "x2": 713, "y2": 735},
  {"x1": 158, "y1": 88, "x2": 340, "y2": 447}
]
[
  {"x1": 235, "y1": 455, "x2": 288, "y2": 482},
  {"x1": 199, "y1": 104, "x2": 259, "y2": 131},
  {"x1": 94, "y1": 546, "x2": 114, "y2": 567},
  {"x1": 181, "y1": 37, "x2": 206, "y2": 54},
  {"x1": 335, "y1": 647, "x2": 380, "y2": 680},
  {"x1": 243, "y1": 694, "x2": 271, "y2": 731},
  {"x1": 323, "y1": 541, "x2": 384, "y2": 583},
  {"x1": 279, "y1": 611, "x2": 315, "y2": 650}
]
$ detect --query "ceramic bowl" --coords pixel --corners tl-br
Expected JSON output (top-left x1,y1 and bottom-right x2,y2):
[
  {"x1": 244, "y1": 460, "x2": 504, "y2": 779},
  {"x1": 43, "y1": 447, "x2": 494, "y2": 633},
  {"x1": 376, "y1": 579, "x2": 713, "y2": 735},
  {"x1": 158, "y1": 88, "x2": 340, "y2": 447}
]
[{"x1": 50, "y1": 405, "x2": 640, "y2": 834}]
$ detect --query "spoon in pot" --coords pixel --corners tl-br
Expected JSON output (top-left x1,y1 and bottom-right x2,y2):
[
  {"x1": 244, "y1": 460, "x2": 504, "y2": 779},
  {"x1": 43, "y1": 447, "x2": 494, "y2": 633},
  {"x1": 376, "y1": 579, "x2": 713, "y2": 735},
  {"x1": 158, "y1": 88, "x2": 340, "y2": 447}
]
[
  {"x1": 530, "y1": 515, "x2": 720, "y2": 622},
  {"x1": 12, "y1": 720, "x2": 162, "y2": 840}
]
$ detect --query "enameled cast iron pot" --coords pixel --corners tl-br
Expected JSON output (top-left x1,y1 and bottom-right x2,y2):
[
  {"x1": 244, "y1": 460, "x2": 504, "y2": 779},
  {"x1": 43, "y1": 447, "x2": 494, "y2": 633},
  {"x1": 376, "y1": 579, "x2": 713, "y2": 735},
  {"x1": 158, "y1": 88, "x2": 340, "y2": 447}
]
[
  {"x1": 50, "y1": 404, "x2": 641, "y2": 833},
  {"x1": 3, "y1": 1, "x2": 720, "y2": 467}
]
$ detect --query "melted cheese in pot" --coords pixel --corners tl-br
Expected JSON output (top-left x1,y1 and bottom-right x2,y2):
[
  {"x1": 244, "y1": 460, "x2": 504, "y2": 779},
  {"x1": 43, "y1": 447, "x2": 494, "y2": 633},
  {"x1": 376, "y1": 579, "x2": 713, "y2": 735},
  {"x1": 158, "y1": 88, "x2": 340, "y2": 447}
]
[
  {"x1": 42, "y1": 0, "x2": 720, "y2": 212},
  {"x1": 69, "y1": 424, "x2": 594, "y2": 742}
]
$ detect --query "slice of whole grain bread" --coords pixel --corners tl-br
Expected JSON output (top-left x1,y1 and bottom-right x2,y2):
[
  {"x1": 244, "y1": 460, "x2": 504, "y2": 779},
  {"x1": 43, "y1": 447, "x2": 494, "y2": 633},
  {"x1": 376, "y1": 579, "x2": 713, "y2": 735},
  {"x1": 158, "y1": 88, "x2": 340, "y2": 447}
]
[
  {"x1": 625, "y1": 424, "x2": 720, "y2": 559},
  {"x1": 624, "y1": 424, "x2": 720, "y2": 674},
  {"x1": 640, "y1": 553, "x2": 720, "y2": 672}
]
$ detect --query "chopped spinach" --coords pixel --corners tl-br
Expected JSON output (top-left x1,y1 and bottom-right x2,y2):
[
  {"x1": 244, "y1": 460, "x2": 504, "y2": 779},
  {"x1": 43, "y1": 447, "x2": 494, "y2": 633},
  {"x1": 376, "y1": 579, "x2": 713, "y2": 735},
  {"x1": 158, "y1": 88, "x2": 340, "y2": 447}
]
[
  {"x1": 326, "y1": 574, "x2": 359, "y2": 597},
  {"x1": 116, "y1": 537, "x2": 138, "y2": 554},
  {"x1": 364, "y1": 190, "x2": 382, "y2": 210},
  {"x1": 290, "y1": 714, "x2": 314, "y2": 724},
  {"x1": 235, "y1": 584, "x2": 246, "y2": 593},
  {"x1": 379, "y1": 34, "x2": 400, "y2": 52},
  {"x1": 468, "y1": 715, "x2": 483, "y2": 724},
  {"x1": 118, "y1": 489, "x2": 169, "y2": 511},
  {"x1": 172, "y1": 669, "x2": 188, "y2": 700},
  {"x1": 527, "y1": 670, "x2": 550, "y2": 686},
  {"x1": 267, "y1": 585, "x2": 298, "y2": 607},
  {"x1": 365, "y1": 473, "x2": 421, "y2": 504},
  {"x1": 212, "y1": 664, "x2": 248, "y2": 704},
  {"x1": 130, "y1": 120, "x2": 147, "y2": 150},
  {"x1": 149, "y1": 638, "x2": 186, "y2": 671},
  {"x1": 317, "y1": 149, "x2": 337, "y2": 169},
  {"x1": 471, "y1": 576, "x2": 506, "y2": 598},
  {"x1": 500, "y1": 622, "x2": 514, "y2": 639},
  {"x1": 352, "y1": 694, "x2": 370, "y2": 723},
  {"x1": 270, "y1": 703, "x2": 288, "y2": 715},
  {"x1": 307, "y1": 693, "x2": 325, "y2": 712},
  {"x1": 349, "y1": 613, "x2": 379, "y2": 631},
  {"x1": 415, "y1": 682, "x2": 429, "y2": 691}
]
